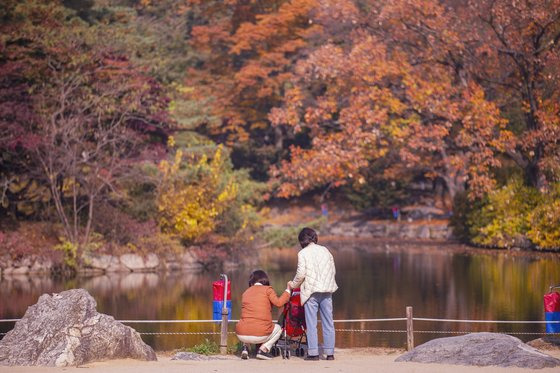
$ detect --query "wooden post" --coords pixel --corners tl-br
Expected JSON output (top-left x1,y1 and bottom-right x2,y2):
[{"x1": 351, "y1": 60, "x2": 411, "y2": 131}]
[
  {"x1": 220, "y1": 309, "x2": 228, "y2": 354},
  {"x1": 406, "y1": 306, "x2": 414, "y2": 351},
  {"x1": 220, "y1": 274, "x2": 229, "y2": 354}
]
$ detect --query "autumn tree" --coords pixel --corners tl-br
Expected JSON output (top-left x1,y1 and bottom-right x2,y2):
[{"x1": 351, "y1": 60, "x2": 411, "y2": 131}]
[
  {"x1": 155, "y1": 143, "x2": 265, "y2": 264},
  {"x1": 462, "y1": 0, "x2": 560, "y2": 191},
  {"x1": 157, "y1": 146, "x2": 238, "y2": 242},
  {"x1": 183, "y1": 0, "x2": 321, "y2": 178},
  {"x1": 270, "y1": 0, "x2": 511, "y2": 203}
]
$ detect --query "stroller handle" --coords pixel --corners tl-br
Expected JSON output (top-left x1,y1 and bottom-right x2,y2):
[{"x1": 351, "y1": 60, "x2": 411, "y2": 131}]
[{"x1": 549, "y1": 284, "x2": 560, "y2": 293}]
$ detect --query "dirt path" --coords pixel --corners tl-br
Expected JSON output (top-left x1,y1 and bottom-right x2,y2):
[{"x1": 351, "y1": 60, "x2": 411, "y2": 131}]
[{"x1": 1, "y1": 348, "x2": 559, "y2": 373}]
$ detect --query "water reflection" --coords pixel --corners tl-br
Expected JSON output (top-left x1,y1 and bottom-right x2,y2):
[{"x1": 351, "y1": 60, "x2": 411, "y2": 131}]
[{"x1": 1, "y1": 240, "x2": 559, "y2": 350}]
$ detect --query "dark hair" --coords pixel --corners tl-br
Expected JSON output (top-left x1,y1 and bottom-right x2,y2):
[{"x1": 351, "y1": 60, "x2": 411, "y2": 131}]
[
  {"x1": 298, "y1": 227, "x2": 318, "y2": 248},
  {"x1": 248, "y1": 270, "x2": 270, "y2": 287}
]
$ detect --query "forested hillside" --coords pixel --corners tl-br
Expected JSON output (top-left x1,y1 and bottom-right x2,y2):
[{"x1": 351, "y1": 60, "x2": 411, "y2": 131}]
[{"x1": 1, "y1": 0, "x2": 559, "y2": 266}]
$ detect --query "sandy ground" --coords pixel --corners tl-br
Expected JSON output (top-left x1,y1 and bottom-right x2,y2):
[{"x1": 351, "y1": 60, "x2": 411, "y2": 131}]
[{"x1": 1, "y1": 348, "x2": 560, "y2": 373}]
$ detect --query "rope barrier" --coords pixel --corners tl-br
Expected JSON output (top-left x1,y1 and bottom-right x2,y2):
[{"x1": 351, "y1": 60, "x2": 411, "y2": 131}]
[
  {"x1": 3, "y1": 330, "x2": 559, "y2": 337},
  {"x1": 411, "y1": 330, "x2": 560, "y2": 336},
  {"x1": 119, "y1": 320, "x2": 234, "y2": 323},
  {"x1": 7, "y1": 317, "x2": 556, "y2": 324},
  {"x1": 333, "y1": 318, "x2": 407, "y2": 323},
  {"x1": 3, "y1": 317, "x2": 560, "y2": 341},
  {"x1": 335, "y1": 329, "x2": 407, "y2": 333},
  {"x1": 414, "y1": 318, "x2": 560, "y2": 324},
  {"x1": 140, "y1": 332, "x2": 218, "y2": 335}
]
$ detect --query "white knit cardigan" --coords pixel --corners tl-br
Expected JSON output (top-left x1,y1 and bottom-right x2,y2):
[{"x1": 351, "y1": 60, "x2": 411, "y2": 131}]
[{"x1": 291, "y1": 242, "x2": 338, "y2": 305}]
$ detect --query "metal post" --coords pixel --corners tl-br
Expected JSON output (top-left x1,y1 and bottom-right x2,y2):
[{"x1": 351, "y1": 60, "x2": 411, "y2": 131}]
[
  {"x1": 406, "y1": 306, "x2": 414, "y2": 351},
  {"x1": 220, "y1": 274, "x2": 228, "y2": 354}
]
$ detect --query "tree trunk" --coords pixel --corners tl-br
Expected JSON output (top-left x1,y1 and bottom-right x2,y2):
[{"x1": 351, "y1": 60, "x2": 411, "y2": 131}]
[
  {"x1": 443, "y1": 174, "x2": 465, "y2": 204},
  {"x1": 521, "y1": 68, "x2": 547, "y2": 191},
  {"x1": 526, "y1": 143, "x2": 547, "y2": 191},
  {"x1": 274, "y1": 125, "x2": 284, "y2": 150},
  {"x1": 82, "y1": 194, "x2": 94, "y2": 249}
]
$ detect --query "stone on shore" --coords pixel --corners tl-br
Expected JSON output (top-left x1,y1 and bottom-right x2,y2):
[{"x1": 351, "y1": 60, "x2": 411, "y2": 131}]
[
  {"x1": 171, "y1": 352, "x2": 224, "y2": 361},
  {"x1": 527, "y1": 336, "x2": 560, "y2": 351},
  {"x1": 0, "y1": 288, "x2": 156, "y2": 367},
  {"x1": 395, "y1": 332, "x2": 560, "y2": 369}
]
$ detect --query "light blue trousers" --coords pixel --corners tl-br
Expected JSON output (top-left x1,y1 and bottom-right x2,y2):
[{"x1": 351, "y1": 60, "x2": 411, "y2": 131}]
[{"x1": 304, "y1": 292, "x2": 335, "y2": 356}]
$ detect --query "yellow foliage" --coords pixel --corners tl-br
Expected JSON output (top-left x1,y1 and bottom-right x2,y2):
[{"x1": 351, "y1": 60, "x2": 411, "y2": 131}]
[
  {"x1": 157, "y1": 146, "x2": 238, "y2": 242},
  {"x1": 6, "y1": 176, "x2": 52, "y2": 214}
]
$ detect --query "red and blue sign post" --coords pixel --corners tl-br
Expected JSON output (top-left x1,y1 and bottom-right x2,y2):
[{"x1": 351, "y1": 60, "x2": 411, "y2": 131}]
[
  {"x1": 544, "y1": 285, "x2": 560, "y2": 333},
  {"x1": 212, "y1": 275, "x2": 231, "y2": 321},
  {"x1": 213, "y1": 274, "x2": 231, "y2": 354}
]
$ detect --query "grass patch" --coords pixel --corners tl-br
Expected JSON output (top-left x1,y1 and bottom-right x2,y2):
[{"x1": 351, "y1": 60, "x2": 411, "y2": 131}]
[{"x1": 181, "y1": 339, "x2": 220, "y2": 355}]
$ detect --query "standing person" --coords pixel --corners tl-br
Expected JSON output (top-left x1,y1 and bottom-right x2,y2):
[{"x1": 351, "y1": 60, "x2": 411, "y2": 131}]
[
  {"x1": 235, "y1": 270, "x2": 291, "y2": 360},
  {"x1": 289, "y1": 227, "x2": 338, "y2": 361}
]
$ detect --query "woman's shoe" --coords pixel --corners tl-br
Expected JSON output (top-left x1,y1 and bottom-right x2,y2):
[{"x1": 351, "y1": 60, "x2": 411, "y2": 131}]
[
  {"x1": 304, "y1": 355, "x2": 320, "y2": 361},
  {"x1": 256, "y1": 350, "x2": 273, "y2": 360},
  {"x1": 241, "y1": 345, "x2": 249, "y2": 360},
  {"x1": 326, "y1": 355, "x2": 335, "y2": 360}
]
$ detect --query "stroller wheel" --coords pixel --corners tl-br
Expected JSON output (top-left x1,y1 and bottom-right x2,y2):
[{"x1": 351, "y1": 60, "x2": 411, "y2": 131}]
[
  {"x1": 271, "y1": 347, "x2": 279, "y2": 357},
  {"x1": 298, "y1": 347, "x2": 305, "y2": 356},
  {"x1": 284, "y1": 349, "x2": 290, "y2": 359},
  {"x1": 295, "y1": 348, "x2": 300, "y2": 357}
]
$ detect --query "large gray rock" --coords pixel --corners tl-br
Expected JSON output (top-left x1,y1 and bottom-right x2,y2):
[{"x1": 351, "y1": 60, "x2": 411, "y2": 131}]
[
  {"x1": 144, "y1": 254, "x2": 159, "y2": 269},
  {"x1": 120, "y1": 254, "x2": 145, "y2": 271},
  {"x1": 0, "y1": 288, "x2": 156, "y2": 367},
  {"x1": 395, "y1": 332, "x2": 560, "y2": 369},
  {"x1": 83, "y1": 253, "x2": 114, "y2": 270}
]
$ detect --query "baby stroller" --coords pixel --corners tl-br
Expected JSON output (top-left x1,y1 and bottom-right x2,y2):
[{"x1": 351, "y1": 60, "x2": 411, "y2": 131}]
[{"x1": 270, "y1": 288, "x2": 307, "y2": 359}]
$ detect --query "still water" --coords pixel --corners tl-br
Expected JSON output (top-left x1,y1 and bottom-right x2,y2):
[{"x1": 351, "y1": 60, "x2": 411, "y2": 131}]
[{"x1": 1, "y1": 240, "x2": 559, "y2": 350}]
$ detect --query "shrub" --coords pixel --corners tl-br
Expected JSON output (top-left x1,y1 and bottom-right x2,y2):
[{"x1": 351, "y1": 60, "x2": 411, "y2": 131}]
[
  {"x1": 259, "y1": 216, "x2": 327, "y2": 248},
  {"x1": 53, "y1": 238, "x2": 78, "y2": 269},
  {"x1": 470, "y1": 178, "x2": 538, "y2": 248},
  {"x1": 92, "y1": 203, "x2": 158, "y2": 246},
  {"x1": 214, "y1": 168, "x2": 266, "y2": 238},
  {"x1": 452, "y1": 178, "x2": 560, "y2": 251},
  {"x1": 157, "y1": 146, "x2": 238, "y2": 241},
  {"x1": 0, "y1": 222, "x2": 60, "y2": 260},
  {"x1": 450, "y1": 192, "x2": 483, "y2": 243},
  {"x1": 527, "y1": 184, "x2": 560, "y2": 250},
  {"x1": 157, "y1": 145, "x2": 263, "y2": 243},
  {"x1": 136, "y1": 232, "x2": 184, "y2": 255},
  {"x1": 119, "y1": 162, "x2": 160, "y2": 222}
]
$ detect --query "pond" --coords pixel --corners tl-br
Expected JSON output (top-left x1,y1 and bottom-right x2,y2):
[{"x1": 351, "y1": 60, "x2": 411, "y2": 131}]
[{"x1": 1, "y1": 239, "x2": 559, "y2": 351}]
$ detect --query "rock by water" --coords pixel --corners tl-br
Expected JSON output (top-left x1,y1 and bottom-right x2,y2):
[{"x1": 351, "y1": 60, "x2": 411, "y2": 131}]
[
  {"x1": 171, "y1": 351, "x2": 225, "y2": 361},
  {"x1": 395, "y1": 332, "x2": 560, "y2": 369},
  {"x1": 527, "y1": 336, "x2": 560, "y2": 351},
  {"x1": 0, "y1": 288, "x2": 156, "y2": 367}
]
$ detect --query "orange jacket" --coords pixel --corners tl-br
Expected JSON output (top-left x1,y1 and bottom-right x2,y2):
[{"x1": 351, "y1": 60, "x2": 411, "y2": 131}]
[{"x1": 235, "y1": 285, "x2": 290, "y2": 336}]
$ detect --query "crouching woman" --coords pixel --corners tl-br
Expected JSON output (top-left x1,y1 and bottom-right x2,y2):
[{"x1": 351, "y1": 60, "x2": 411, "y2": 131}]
[{"x1": 235, "y1": 270, "x2": 291, "y2": 360}]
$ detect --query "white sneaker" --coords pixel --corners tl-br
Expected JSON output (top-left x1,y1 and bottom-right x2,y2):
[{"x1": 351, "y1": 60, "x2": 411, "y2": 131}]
[{"x1": 241, "y1": 346, "x2": 249, "y2": 360}]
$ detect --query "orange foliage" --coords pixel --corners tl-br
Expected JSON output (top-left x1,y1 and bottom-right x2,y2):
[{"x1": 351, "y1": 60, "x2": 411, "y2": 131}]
[
  {"x1": 270, "y1": 0, "x2": 560, "y2": 199},
  {"x1": 183, "y1": 0, "x2": 560, "y2": 200},
  {"x1": 271, "y1": 30, "x2": 508, "y2": 200},
  {"x1": 186, "y1": 0, "x2": 318, "y2": 146}
]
